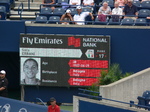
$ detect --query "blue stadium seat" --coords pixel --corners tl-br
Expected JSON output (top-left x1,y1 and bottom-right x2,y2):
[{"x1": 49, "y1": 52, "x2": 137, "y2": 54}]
[
  {"x1": 35, "y1": 16, "x2": 47, "y2": 23},
  {"x1": 82, "y1": 7, "x2": 93, "y2": 13},
  {"x1": 137, "y1": 96, "x2": 146, "y2": 108},
  {"x1": 0, "y1": 0, "x2": 10, "y2": 13},
  {"x1": 134, "y1": 18, "x2": 147, "y2": 26},
  {"x1": 0, "y1": 6, "x2": 6, "y2": 20},
  {"x1": 48, "y1": 16, "x2": 60, "y2": 24},
  {"x1": 57, "y1": 0, "x2": 69, "y2": 4},
  {"x1": 0, "y1": 0, "x2": 10, "y2": 3},
  {"x1": 102, "y1": 0, "x2": 114, "y2": 7},
  {"x1": 141, "y1": 1, "x2": 150, "y2": 8},
  {"x1": 108, "y1": 18, "x2": 121, "y2": 25},
  {"x1": 121, "y1": 18, "x2": 134, "y2": 26},
  {"x1": 133, "y1": 1, "x2": 141, "y2": 7},
  {"x1": 53, "y1": 8, "x2": 65, "y2": 16},
  {"x1": 40, "y1": 7, "x2": 52, "y2": 14},
  {"x1": 68, "y1": 8, "x2": 77, "y2": 15},
  {"x1": 138, "y1": 9, "x2": 150, "y2": 18},
  {"x1": 94, "y1": 17, "x2": 108, "y2": 25}
]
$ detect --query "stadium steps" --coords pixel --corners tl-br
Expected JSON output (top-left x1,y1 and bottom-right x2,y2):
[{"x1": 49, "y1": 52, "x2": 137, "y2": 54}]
[{"x1": 9, "y1": 1, "x2": 40, "y2": 20}]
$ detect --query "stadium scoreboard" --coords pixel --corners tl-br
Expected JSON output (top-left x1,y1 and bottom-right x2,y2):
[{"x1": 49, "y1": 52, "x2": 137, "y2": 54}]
[{"x1": 20, "y1": 34, "x2": 110, "y2": 86}]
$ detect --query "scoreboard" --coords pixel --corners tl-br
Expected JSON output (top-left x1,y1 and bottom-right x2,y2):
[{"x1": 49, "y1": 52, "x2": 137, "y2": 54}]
[{"x1": 20, "y1": 34, "x2": 110, "y2": 86}]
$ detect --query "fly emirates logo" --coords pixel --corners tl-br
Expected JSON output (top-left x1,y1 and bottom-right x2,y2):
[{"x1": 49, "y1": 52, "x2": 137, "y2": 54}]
[{"x1": 22, "y1": 37, "x2": 63, "y2": 45}]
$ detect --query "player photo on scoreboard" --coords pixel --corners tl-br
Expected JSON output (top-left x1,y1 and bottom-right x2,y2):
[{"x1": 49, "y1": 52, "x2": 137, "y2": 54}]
[{"x1": 20, "y1": 57, "x2": 41, "y2": 85}]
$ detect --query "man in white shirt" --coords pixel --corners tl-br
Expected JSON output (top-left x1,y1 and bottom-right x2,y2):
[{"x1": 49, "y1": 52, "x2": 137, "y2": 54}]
[
  {"x1": 83, "y1": 0, "x2": 94, "y2": 6},
  {"x1": 112, "y1": 2, "x2": 123, "y2": 15},
  {"x1": 73, "y1": 6, "x2": 94, "y2": 25},
  {"x1": 69, "y1": 0, "x2": 81, "y2": 5}
]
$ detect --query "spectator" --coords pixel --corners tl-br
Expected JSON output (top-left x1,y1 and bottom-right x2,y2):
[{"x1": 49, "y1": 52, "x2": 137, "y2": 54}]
[
  {"x1": 111, "y1": 2, "x2": 123, "y2": 21},
  {"x1": 21, "y1": 58, "x2": 40, "y2": 85},
  {"x1": 69, "y1": 0, "x2": 81, "y2": 6},
  {"x1": 82, "y1": 0, "x2": 94, "y2": 6},
  {"x1": 0, "y1": 70, "x2": 8, "y2": 97},
  {"x1": 123, "y1": 0, "x2": 138, "y2": 20},
  {"x1": 0, "y1": 15, "x2": 1, "y2": 20},
  {"x1": 60, "y1": 9, "x2": 74, "y2": 25},
  {"x1": 48, "y1": 97, "x2": 60, "y2": 112},
  {"x1": 42, "y1": 0, "x2": 55, "y2": 10},
  {"x1": 73, "y1": 6, "x2": 94, "y2": 25},
  {"x1": 97, "y1": 2, "x2": 111, "y2": 21},
  {"x1": 112, "y1": 2, "x2": 123, "y2": 15},
  {"x1": 115, "y1": 0, "x2": 126, "y2": 7},
  {"x1": 98, "y1": 2, "x2": 111, "y2": 15}
]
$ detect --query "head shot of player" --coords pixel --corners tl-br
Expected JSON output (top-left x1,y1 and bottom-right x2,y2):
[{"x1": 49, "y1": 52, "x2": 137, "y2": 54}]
[{"x1": 22, "y1": 58, "x2": 40, "y2": 85}]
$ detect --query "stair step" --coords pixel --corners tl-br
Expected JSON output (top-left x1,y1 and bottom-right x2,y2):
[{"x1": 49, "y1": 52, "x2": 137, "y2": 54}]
[
  {"x1": 14, "y1": 7, "x2": 40, "y2": 11},
  {"x1": 9, "y1": 15, "x2": 36, "y2": 20}
]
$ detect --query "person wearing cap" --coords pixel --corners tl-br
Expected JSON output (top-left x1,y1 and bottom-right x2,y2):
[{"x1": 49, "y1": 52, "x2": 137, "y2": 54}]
[
  {"x1": 48, "y1": 97, "x2": 60, "y2": 112},
  {"x1": 0, "y1": 70, "x2": 8, "y2": 97},
  {"x1": 60, "y1": 9, "x2": 74, "y2": 25},
  {"x1": 73, "y1": 6, "x2": 94, "y2": 25}
]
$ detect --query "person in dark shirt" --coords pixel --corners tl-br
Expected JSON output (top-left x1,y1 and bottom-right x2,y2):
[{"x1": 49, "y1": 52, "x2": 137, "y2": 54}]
[
  {"x1": 42, "y1": 0, "x2": 55, "y2": 10},
  {"x1": 0, "y1": 70, "x2": 8, "y2": 97},
  {"x1": 123, "y1": 0, "x2": 138, "y2": 20}
]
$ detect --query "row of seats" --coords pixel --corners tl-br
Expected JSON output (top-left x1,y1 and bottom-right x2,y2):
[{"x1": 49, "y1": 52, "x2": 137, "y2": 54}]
[
  {"x1": 39, "y1": 7, "x2": 92, "y2": 15},
  {"x1": 41, "y1": 0, "x2": 150, "y2": 9},
  {"x1": 35, "y1": 15, "x2": 149, "y2": 26},
  {"x1": 37, "y1": 7, "x2": 150, "y2": 18}
]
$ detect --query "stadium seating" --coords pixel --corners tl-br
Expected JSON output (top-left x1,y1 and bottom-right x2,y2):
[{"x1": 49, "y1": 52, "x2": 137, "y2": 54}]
[
  {"x1": 134, "y1": 18, "x2": 147, "y2": 26},
  {"x1": 82, "y1": 7, "x2": 93, "y2": 13},
  {"x1": 48, "y1": 16, "x2": 60, "y2": 24},
  {"x1": 102, "y1": 0, "x2": 114, "y2": 7},
  {"x1": 94, "y1": 17, "x2": 108, "y2": 25},
  {"x1": 137, "y1": 90, "x2": 150, "y2": 110},
  {"x1": 35, "y1": 16, "x2": 47, "y2": 23},
  {"x1": 138, "y1": 9, "x2": 150, "y2": 18},
  {"x1": 40, "y1": 7, "x2": 52, "y2": 14},
  {"x1": 0, "y1": 6, "x2": 6, "y2": 20},
  {"x1": 108, "y1": 18, "x2": 121, "y2": 25},
  {"x1": 53, "y1": 8, "x2": 65, "y2": 16},
  {"x1": 121, "y1": 18, "x2": 134, "y2": 26},
  {"x1": 141, "y1": 1, "x2": 150, "y2": 8},
  {"x1": 133, "y1": 1, "x2": 141, "y2": 7},
  {"x1": 68, "y1": 8, "x2": 77, "y2": 15},
  {"x1": 57, "y1": 0, "x2": 69, "y2": 4},
  {"x1": 0, "y1": 0, "x2": 10, "y2": 13}
]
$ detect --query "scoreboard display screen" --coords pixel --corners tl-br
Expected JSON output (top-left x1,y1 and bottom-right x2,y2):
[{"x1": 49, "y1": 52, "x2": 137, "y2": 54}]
[{"x1": 20, "y1": 34, "x2": 110, "y2": 86}]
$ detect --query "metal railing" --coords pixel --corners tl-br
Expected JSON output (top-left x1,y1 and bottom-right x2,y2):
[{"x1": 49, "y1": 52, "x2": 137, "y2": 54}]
[
  {"x1": 78, "y1": 88, "x2": 150, "y2": 110},
  {"x1": 18, "y1": 2, "x2": 23, "y2": 20},
  {"x1": 35, "y1": 97, "x2": 47, "y2": 107}
]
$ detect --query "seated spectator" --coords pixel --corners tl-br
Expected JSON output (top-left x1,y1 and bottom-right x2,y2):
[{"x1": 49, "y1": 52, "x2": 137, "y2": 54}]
[
  {"x1": 60, "y1": 9, "x2": 74, "y2": 24},
  {"x1": 111, "y1": 2, "x2": 123, "y2": 21},
  {"x1": 69, "y1": 0, "x2": 81, "y2": 6},
  {"x1": 123, "y1": 0, "x2": 138, "y2": 20},
  {"x1": 0, "y1": 15, "x2": 1, "y2": 20},
  {"x1": 42, "y1": 0, "x2": 55, "y2": 10},
  {"x1": 97, "y1": 2, "x2": 111, "y2": 21},
  {"x1": 147, "y1": 17, "x2": 150, "y2": 19},
  {"x1": 115, "y1": 0, "x2": 126, "y2": 7},
  {"x1": 98, "y1": 2, "x2": 111, "y2": 15},
  {"x1": 112, "y1": 2, "x2": 123, "y2": 15},
  {"x1": 82, "y1": 0, "x2": 94, "y2": 6},
  {"x1": 73, "y1": 6, "x2": 94, "y2": 25}
]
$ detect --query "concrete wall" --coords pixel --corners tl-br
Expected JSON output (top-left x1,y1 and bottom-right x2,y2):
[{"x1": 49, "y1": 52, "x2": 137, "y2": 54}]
[
  {"x1": 100, "y1": 67, "x2": 150, "y2": 104},
  {"x1": 73, "y1": 96, "x2": 148, "y2": 112}
]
